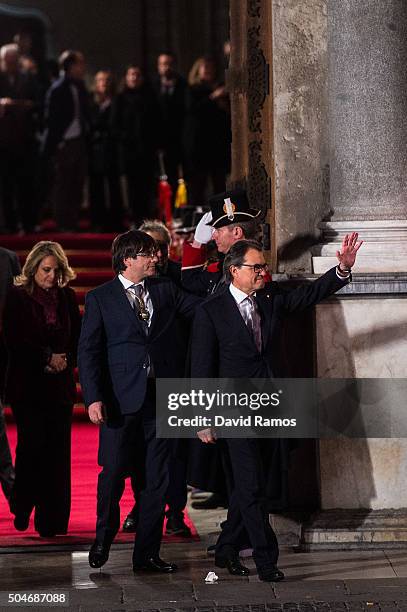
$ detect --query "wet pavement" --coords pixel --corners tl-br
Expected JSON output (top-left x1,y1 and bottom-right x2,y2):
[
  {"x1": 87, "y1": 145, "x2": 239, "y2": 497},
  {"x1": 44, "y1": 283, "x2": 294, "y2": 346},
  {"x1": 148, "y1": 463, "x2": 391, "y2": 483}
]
[{"x1": 0, "y1": 499, "x2": 406, "y2": 611}]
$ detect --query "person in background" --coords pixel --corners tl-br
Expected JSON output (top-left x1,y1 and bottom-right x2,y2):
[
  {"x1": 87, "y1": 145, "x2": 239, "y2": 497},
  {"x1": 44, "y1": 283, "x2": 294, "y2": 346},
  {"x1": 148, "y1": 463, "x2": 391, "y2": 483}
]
[
  {"x1": 183, "y1": 56, "x2": 231, "y2": 207},
  {"x1": 20, "y1": 55, "x2": 38, "y2": 76},
  {"x1": 3, "y1": 241, "x2": 81, "y2": 537},
  {"x1": 153, "y1": 52, "x2": 188, "y2": 202},
  {"x1": 0, "y1": 43, "x2": 40, "y2": 233},
  {"x1": 0, "y1": 247, "x2": 20, "y2": 503},
  {"x1": 111, "y1": 65, "x2": 160, "y2": 227},
  {"x1": 42, "y1": 50, "x2": 89, "y2": 231},
  {"x1": 140, "y1": 219, "x2": 181, "y2": 284},
  {"x1": 89, "y1": 70, "x2": 123, "y2": 232}
]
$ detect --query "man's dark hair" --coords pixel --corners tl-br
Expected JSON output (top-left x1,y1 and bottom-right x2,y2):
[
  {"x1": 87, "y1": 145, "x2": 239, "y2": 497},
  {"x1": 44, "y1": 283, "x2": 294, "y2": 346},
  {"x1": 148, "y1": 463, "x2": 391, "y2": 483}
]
[
  {"x1": 158, "y1": 50, "x2": 176, "y2": 61},
  {"x1": 223, "y1": 239, "x2": 263, "y2": 282},
  {"x1": 112, "y1": 230, "x2": 156, "y2": 274},
  {"x1": 229, "y1": 220, "x2": 259, "y2": 240},
  {"x1": 59, "y1": 49, "x2": 81, "y2": 73}
]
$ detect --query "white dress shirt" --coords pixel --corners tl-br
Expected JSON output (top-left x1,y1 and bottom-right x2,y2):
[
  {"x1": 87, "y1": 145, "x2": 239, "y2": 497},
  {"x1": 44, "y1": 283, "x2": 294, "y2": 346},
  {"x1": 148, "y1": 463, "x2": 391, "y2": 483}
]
[{"x1": 63, "y1": 83, "x2": 82, "y2": 140}]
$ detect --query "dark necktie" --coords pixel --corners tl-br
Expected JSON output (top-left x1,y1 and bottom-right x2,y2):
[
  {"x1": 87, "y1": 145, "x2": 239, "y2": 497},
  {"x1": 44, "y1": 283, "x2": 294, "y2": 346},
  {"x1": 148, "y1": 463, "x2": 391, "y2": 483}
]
[
  {"x1": 129, "y1": 284, "x2": 149, "y2": 334},
  {"x1": 242, "y1": 295, "x2": 262, "y2": 352}
]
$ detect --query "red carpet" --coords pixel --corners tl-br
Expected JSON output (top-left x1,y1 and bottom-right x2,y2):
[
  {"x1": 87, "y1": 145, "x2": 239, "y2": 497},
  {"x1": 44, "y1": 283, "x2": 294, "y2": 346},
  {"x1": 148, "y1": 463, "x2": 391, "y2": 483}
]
[{"x1": 0, "y1": 420, "x2": 198, "y2": 547}]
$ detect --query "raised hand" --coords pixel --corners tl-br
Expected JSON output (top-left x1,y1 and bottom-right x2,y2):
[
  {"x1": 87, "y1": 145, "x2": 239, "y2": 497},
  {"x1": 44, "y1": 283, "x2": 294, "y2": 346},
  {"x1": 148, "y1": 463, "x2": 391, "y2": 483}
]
[
  {"x1": 336, "y1": 232, "x2": 363, "y2": 270},
  {"x1": 193, "y1": 212, "x2": 213, "y2": 246}
]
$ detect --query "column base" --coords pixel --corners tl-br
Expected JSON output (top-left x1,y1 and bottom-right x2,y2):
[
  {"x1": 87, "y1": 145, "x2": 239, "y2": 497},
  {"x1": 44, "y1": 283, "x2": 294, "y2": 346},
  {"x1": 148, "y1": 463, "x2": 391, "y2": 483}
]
[
  {"x1": 312, "y1": 220, "x2": 407, "y2": 273},
  {"x1": 300, "y1": 509, "x2": 407, "y2": 551}
]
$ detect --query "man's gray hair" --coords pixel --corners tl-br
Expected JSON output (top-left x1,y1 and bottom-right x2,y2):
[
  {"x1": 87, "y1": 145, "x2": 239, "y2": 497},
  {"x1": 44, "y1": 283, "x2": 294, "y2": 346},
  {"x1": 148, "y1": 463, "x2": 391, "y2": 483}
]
[
  {"x1": 139, "y1": 219, "x2": 171, "y2": 244},
  {"x1": 223, "y1": 239, "x2": 263, "y2": 282}
]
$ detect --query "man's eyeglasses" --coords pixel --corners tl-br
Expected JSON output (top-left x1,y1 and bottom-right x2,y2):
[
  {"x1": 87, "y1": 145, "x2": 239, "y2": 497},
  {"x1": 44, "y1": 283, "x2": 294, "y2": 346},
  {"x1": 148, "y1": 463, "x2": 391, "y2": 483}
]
[
  {"x1": 137, "y1": 251, "x2": 157, "y2": 259},
  {"x1": 240, "y1": 263, "x2": 268, "y2": 274}
]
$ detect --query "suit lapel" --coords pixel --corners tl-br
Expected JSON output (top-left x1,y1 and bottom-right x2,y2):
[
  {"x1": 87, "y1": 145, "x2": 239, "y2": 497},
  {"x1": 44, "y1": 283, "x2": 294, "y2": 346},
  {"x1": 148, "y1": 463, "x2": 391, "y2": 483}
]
[
  {"x1": 255, "y1": 291, "x2": 272, "y2": 348},
  {"x1": 223, "y1": 290, "x2": 258, "y2": 349},
  {"x1": 109, "y1": 276, "x2": 145, "y2": 332}
]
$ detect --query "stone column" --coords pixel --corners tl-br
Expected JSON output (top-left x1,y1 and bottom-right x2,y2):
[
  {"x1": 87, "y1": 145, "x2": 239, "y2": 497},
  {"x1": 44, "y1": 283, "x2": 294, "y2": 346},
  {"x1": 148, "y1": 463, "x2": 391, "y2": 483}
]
[
  {"x1": 303, "y1": 0, "x2": 407, "y2": 550},
  {"x1": 272, "y1": 0, "x2": 329, "y2": 274},
  {"x1": 312, "y1": 0, "x2": 407, "y2": 273}
]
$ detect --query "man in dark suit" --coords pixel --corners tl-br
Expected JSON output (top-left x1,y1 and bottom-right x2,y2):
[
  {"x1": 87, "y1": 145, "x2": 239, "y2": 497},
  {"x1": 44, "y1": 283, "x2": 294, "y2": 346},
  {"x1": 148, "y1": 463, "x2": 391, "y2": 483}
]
[
  {"x1": 191, "y1": 234, "x2": 362, "y2": 581},
  {"x1": 0, "y1": 44, "x2": 40, "y2": 233},
  {"x1": 78, "y1": 230, "x2": 200, "y2": 573},
  {"x1": 153, "y1": 52, "x2": 188, "y2": 201},
  {"x1": 0, "y1": 247, "x2": 21, "y2": 318},
  {"x1": 122, "y1": 220, "x2": 191, "y2": 536},
  {"x1": 183, "y1": 189, "x2": 262, "y2": 512},
  {"x1": 42, "y1": 50, "x2": 89, "y2": 231},
  {"x1": 0, "y1": 247, "x2": 20, "y2": 502}
]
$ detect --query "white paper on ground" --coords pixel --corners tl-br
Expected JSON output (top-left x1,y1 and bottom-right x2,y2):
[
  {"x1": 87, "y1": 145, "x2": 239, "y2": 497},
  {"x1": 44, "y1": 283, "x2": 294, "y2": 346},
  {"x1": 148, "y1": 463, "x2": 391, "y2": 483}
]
[{"x1": 205, "y1": 571, "x2": 219, "y2": 583}]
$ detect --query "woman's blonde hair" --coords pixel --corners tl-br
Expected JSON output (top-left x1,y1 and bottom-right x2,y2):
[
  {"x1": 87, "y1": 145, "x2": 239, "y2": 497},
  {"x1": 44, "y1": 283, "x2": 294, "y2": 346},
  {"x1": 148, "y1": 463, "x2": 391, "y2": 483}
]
[
  {"x1": 188, "y1": 56, "x2": 216, "y2": 87},
  {"x1": 15, "y1": 241, "x2": 76, "y2": 292},
  {"x1": 188, "y1": 57, "x2": 205, "y2": 86}
]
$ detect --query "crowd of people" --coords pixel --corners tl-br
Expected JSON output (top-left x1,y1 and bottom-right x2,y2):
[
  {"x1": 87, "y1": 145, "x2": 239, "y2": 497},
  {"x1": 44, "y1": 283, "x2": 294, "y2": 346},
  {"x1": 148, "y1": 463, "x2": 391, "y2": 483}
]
[
  {"x1": 0, "y1": 184, "x2": 362, "y2": 583},
  {"x1": 0, "y1": 36, "x2": 231, "y2": 234}
]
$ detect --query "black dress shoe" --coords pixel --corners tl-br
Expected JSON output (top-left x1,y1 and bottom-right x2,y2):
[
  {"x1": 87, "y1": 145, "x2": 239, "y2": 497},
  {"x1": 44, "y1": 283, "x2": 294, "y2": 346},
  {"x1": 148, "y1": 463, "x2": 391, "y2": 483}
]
[
  {"x1": 89, "y1": 541, "x2": 110, "y2": 569},
  {"x1": 133, "y1": 557, "x2": 178, "y2": 573},
  {"x1": 165, "y1": 514, "x2": 191, "y2": 536},
  {"x1": 191, "y1": 493, "x2": 228, "y2": 510},
  {"x1": 258, "y1": 566, "x2": 285, "y2": 582},
  {"x1": 215, "y1": 557, "x2": 250, "y2": 576},
  {"x1": 122, "y1": 513, "x2": 138, "y2": 532}
]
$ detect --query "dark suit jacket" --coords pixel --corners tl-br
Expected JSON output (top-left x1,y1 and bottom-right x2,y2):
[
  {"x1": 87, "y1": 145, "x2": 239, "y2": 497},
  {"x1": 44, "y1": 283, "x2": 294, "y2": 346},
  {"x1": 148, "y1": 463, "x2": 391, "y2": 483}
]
[
  {"x1": 191, "y1": 266, "x2": 350, "y2": 378},
  {"x1": 78, "y1": 276, "x2": 200, "y2": 416},
  {"x1": 110, "y1": 85, "x2": 160, "y2": 172},
  {"x1": 42, "y1": 76, "x2": 89, "y2": 157},
  {"x1": 165, "y1": 259, "x2": 182, "y2": 287},
  {"x1": 182, "y1": 261, "x2": 223, "y2": 297},
  {"x1": 152, "y1": 75, "x2": 188, "y2": 159},
  {"x1": 0, "y1": 248, "x2": 21, "y2": 318},
  {"x1": 0, "y1": 72, "x2": 40, "y2": 152},
  {"x1": 3, "y1": 286, "x2": 81, "y2": 405}
]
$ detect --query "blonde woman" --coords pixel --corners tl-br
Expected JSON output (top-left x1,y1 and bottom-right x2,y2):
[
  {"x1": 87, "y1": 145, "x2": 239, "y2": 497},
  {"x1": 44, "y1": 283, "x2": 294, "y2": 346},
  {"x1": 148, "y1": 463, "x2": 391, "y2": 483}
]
[{"x1": 3, "y1": 241, "x2": 81, "y2": 537}]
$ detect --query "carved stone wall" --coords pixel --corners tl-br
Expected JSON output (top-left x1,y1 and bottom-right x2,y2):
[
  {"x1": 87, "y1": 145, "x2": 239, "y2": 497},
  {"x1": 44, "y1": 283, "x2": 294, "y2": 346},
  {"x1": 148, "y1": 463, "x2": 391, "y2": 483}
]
[
  {"x1": 228, "y1": 0, "x2": 274, "y2": 258},
  {"x1": 229, "y1": 0, "x2": 329, "y2": 273}
]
